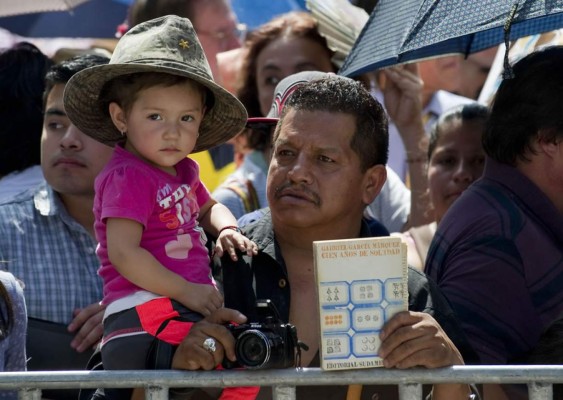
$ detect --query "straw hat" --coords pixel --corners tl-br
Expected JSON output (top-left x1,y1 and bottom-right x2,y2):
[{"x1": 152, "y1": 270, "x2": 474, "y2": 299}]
[{"x1": 63, "y1": 15, "x2": 247, "y2": 153}]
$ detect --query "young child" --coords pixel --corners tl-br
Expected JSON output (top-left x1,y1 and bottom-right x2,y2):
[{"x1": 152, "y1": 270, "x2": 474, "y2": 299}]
[{"x1": 64, "y1": 15, "x2": 258, "y2": 400}]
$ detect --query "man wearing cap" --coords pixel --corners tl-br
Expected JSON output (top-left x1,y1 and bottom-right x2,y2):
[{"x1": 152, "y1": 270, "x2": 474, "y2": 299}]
[
  {"x1": 172, "y1": 75, "x2": 478, "y2": 400},
  {"x1": 211, "y1": 71, "x2": 329, "y2": 220},
  {"x1": 213, "y1": 71, "x2": 409, "y2": 237}
]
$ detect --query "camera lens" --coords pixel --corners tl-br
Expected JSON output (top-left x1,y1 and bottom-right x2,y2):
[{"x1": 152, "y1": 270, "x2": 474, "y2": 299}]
[{"x1": 235, "y1": 330, "x2": 271, "y2": 369}]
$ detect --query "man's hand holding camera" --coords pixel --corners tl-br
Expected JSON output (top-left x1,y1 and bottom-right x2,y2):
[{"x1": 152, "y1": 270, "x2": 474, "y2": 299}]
[
  {"x1": 173, "y1": 300, "x2": 306, "y2": 372},
  {"x1": 172, "y1": 308, "x2": 247, "y2": 371}
]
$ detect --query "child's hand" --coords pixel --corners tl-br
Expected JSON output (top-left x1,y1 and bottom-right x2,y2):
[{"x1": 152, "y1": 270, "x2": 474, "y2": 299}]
[
  {"x1": 178, "y1": 282, "x2": 223, "y2": 316},
  {"x1": 215, "y1": 226, "x2": 258, "y2": 261}
]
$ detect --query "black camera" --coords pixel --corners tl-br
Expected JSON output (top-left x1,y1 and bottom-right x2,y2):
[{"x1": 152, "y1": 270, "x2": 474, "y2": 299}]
[{"x1": 223, "y1": 299, "x2": 307, "y2": 370}]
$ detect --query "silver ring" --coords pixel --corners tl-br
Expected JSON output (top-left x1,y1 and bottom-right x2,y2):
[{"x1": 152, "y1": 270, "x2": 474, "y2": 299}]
[{"x1": 203, "y1": 337, "x2": 217, "y2": 354}]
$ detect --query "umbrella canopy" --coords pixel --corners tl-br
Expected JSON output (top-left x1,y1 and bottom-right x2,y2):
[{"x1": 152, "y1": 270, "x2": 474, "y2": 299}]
[
  {"x1": 340, "y1": 0, "x2": 563, "y2": 77},
  {"x1": 0, "y1": 0, "x2": 91, "y2": 17}
]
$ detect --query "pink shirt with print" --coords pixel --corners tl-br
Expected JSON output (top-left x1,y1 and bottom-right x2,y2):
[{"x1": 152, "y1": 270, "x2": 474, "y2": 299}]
[{"x1": 94, "y1": 145, "x2": 213, "y2": 305}]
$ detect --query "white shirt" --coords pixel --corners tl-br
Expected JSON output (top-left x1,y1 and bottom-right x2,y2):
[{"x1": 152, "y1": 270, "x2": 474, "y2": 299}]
[{"x1": 365, "y1": 167, "x2": 410, "y2": 233}]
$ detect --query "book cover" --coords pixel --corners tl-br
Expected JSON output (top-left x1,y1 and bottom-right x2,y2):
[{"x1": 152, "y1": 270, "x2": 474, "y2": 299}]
[{"x1": 313, "y1": 236, "x2": 408, "y2": 370}]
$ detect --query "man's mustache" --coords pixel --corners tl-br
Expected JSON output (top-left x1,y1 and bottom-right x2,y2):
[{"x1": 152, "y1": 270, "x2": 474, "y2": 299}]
[{"x1": 274, "y1": 182, "x2": 321, "y2": 206}]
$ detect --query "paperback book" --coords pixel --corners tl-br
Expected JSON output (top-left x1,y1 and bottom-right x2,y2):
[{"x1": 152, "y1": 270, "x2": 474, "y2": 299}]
[{"x1": 313, "y1": 236, "x2": 408, "y2": 370}]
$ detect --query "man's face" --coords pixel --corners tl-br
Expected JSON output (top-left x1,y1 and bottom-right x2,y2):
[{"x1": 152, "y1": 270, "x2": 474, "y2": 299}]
[
  {"x1": 267, "y1": 109, "x2": 371, "y2": 229},
  {"x1": 193, "y1": 0, "x2": 241, "y2": 80},
  {"x1": 41, "y1": 83, "x2": 113, "y2": 197}
]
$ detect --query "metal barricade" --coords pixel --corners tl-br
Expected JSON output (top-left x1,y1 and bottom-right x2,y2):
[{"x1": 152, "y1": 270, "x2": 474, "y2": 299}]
[{"x1": 1, "y1": 365, "x2": 562, "y2": 400}]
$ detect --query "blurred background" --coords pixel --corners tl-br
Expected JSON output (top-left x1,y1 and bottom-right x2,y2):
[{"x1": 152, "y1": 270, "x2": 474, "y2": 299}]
[{"x1": 0, "y1": 0, "x2": 308, "y2": 39}]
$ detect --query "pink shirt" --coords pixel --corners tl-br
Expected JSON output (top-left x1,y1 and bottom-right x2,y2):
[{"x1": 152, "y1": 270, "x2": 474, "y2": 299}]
[{"x1": 94, "y1": 146, "x2": 212, "y2": 305}]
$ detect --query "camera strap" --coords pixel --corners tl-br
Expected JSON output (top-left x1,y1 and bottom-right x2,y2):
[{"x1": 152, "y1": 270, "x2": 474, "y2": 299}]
[{"x1": 241, "y1": 254, "x2": 259, "y2": 299}]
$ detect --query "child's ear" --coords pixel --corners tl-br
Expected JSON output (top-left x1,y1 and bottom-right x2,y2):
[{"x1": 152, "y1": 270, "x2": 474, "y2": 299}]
[{"x1": 108, "y1": 102, "x2": 127, "y2": 133}]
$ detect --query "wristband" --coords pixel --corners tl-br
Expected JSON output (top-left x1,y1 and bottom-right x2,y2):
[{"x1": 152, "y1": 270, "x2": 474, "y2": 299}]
[{"x1": 218, "y1": 225, "x2": 242, "y2": 235}]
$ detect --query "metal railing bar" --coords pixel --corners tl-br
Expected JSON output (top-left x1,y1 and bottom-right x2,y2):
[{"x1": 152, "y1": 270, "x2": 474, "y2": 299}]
[
  {"x1": 2, "y1": 366, "x2": 563, "y2": 390},
  {"x1": 529, "y1": 382, "x2": 553, "y2": 400},
  {"x1": 145, "y1": 386, "x2": 168, "y2": 400},
  {"x1": 398, "y1": 382, "x2": 423, "y2": 400},
  {"x1": 17, "y1": 388, "x2": 41, "y2": 400},
  {"x1": 3, "y1": 366, "x2": 562, "y2": 400},
  {"x1": 272, "y1": 385, "x2": 296, "y2": 400}
]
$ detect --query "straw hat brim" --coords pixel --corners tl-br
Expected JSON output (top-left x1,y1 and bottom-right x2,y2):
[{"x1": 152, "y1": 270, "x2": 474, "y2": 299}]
[{"x1": 63, "y1": 61, "x2": 247, "y2": 153}]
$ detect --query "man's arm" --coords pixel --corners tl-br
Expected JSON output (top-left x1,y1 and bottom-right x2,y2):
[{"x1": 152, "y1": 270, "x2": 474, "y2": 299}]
[
  {"x1": 427, "y1": 233, "x2": 528, "y2": 365},
  {"x1": 427, "y1": 234, "x2": 529, "y2": 400},
  {"x1": 379, "y1": 311, "x2": 473, "y2": 400},
  {"x1": 382, "y1": 64, "x2": 432, "y2": 229}
]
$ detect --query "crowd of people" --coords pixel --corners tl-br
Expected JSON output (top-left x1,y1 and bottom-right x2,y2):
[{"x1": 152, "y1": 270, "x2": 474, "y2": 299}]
[{"x1": 0, "y1": 1, "x2": 561, "y2": 400}]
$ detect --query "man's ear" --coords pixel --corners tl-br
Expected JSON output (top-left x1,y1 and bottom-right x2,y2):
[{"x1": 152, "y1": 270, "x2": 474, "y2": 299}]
[
  {"x1": 537, "y1": 132, "x2": 562, "y2": 160},
  {"x1": 108, "y1": 102, "x2": 127, "y2": 133},
  {"x1": 362, "y1": 165, "x2": 387, "y2": 205}
]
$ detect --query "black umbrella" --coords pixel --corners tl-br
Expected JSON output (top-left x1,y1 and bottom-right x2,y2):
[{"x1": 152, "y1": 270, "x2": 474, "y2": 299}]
[{"x1": 340, "y1": 0, "x2": 563, "y2": 77}]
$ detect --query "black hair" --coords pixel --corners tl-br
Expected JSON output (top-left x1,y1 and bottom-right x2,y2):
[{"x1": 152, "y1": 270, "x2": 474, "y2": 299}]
[
  {"x1": 428, "y1": 103, "x2": 490, "y2": 160},
  {"x1": 0, "y1": 282, "x2": 13, "y2": 339},
  {"x1": 0, "y1": 42, "x2": 52, "y2": 175},
  {"x1": 276, "y1": 76, "x2": 388, "y2": 171},
  {"x1": 243, "y1": 122, "x2": 276, "y2": 152},
  {"x1": 43, "y1": 53, "x2": 110, "y2": 106},
  {"x1": 98, "y1": 72, "x2": 209, "y2": 120},
  {"x1": 484, "y1": 46, "x2": 563, "y2": 165}
]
